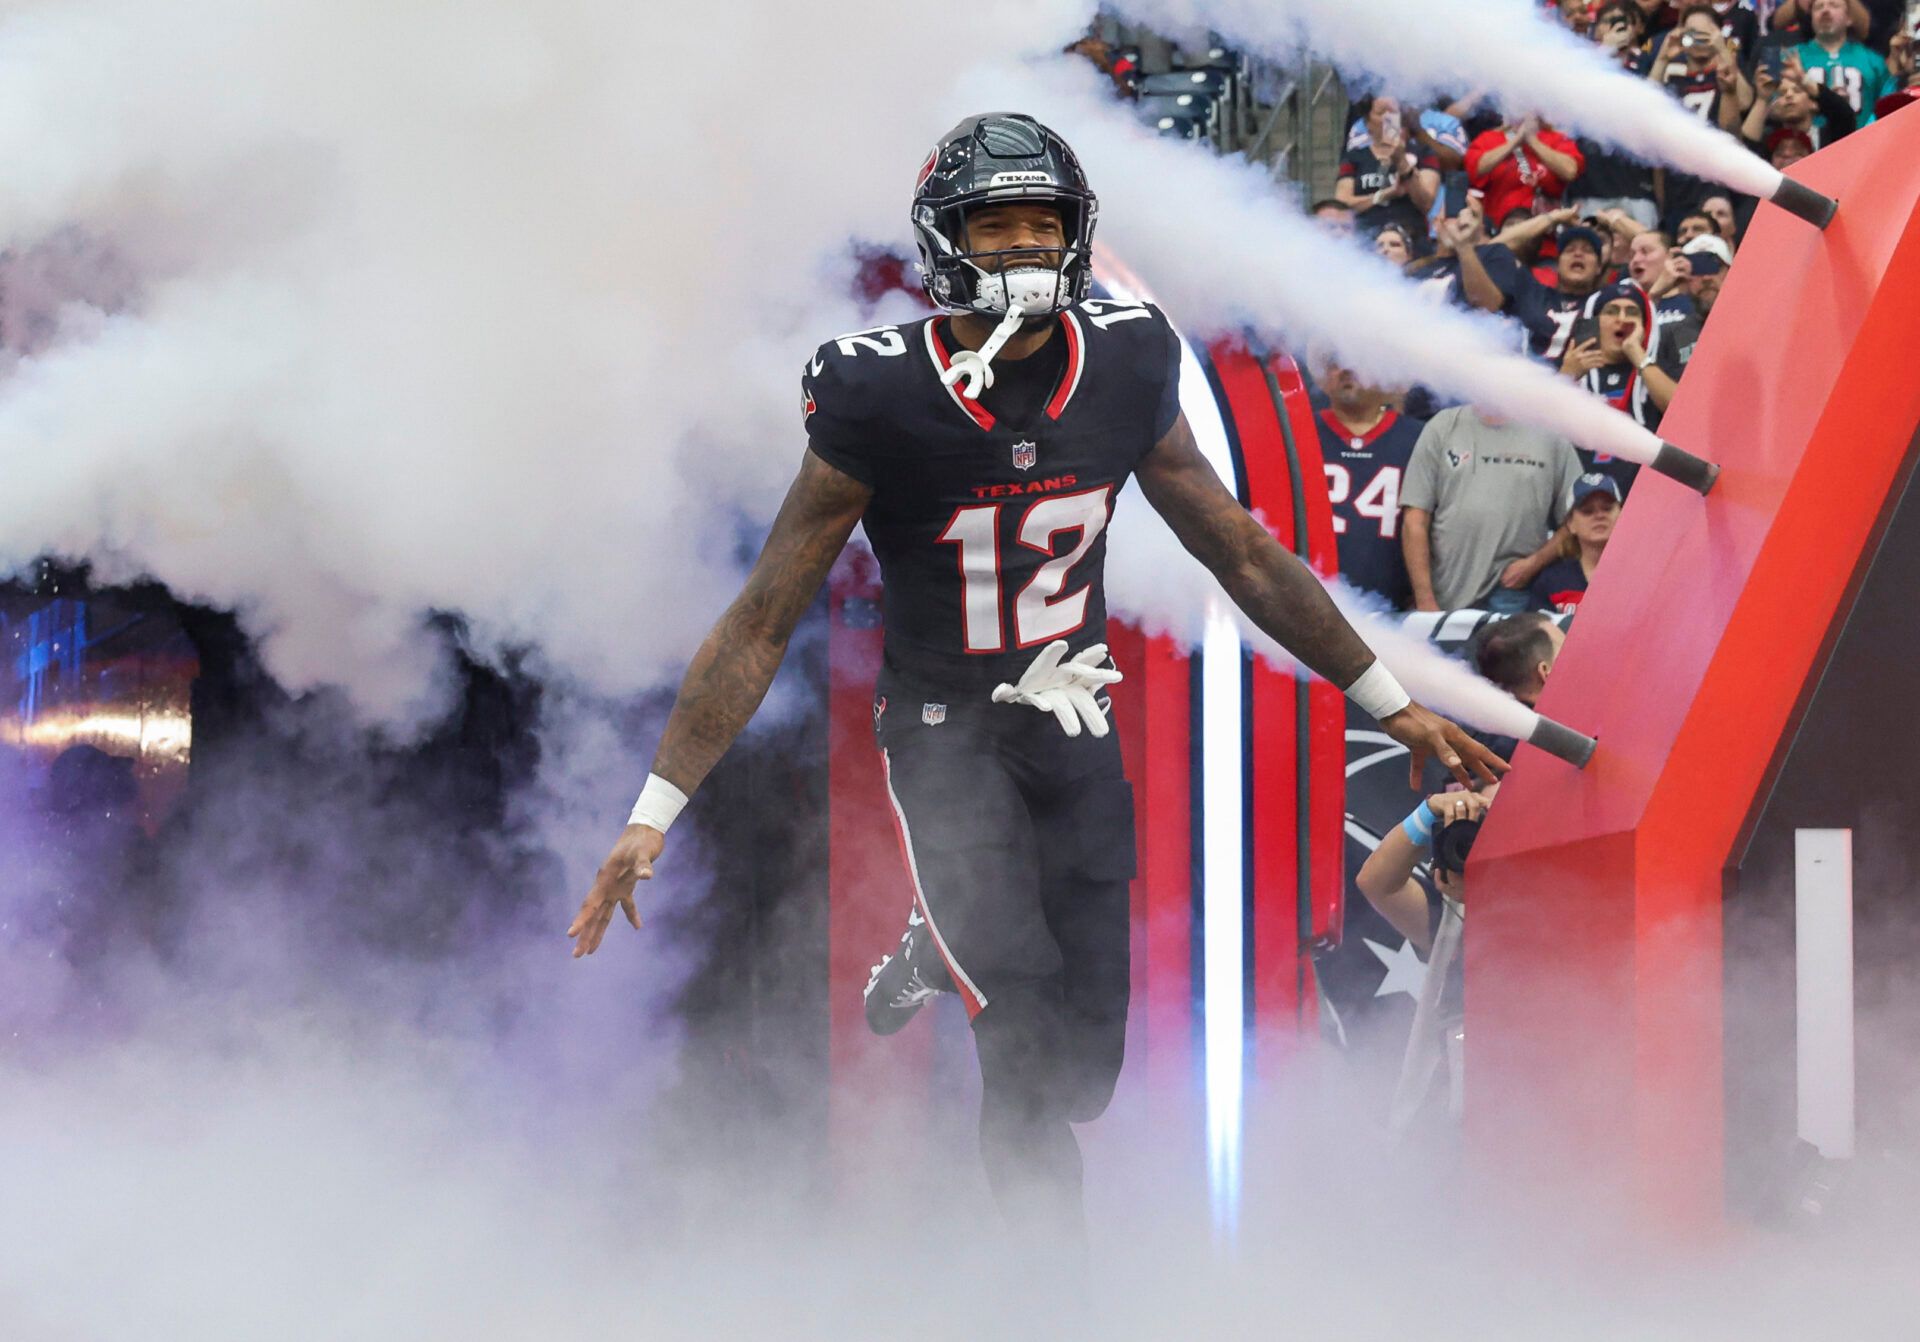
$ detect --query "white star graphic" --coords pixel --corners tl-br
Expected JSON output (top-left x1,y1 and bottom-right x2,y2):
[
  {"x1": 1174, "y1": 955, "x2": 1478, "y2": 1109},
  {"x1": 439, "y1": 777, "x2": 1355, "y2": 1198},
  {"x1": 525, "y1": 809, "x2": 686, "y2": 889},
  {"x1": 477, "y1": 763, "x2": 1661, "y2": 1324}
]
[{"x1": 1364, "y1": 936, "x2": 1429, "y2": 1000}]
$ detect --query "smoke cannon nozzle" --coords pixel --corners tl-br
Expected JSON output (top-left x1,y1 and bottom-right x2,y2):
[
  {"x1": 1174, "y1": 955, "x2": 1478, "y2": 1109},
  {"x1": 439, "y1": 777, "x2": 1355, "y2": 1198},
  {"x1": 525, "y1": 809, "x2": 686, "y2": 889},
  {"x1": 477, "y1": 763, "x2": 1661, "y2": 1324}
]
[
  {"x1": 1769, "y1": 176, "x2": 1839, "y2": 229},
  {"x1": 1528, "y1": 715, "x2": 1597, "y2": 768},
  {"x1": 1653, "y1": 441, "x2": 1721, "y2": 495}
]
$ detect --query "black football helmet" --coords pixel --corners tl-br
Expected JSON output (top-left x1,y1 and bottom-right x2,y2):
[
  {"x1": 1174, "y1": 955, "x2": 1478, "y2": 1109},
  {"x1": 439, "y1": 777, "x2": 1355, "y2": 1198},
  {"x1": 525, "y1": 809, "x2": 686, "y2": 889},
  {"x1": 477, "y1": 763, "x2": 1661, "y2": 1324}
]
[{"x1": 911, "y1": 113, "x2": 1098, "y2": 317}]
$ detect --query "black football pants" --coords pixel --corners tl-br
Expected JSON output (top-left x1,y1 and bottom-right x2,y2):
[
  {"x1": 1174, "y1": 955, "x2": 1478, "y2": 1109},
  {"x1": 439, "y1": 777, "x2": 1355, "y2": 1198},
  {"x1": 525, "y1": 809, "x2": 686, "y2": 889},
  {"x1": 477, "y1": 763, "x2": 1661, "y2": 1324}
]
[{"x1": 873, "y1": 662, "x2": 1136, "y2": 1242}]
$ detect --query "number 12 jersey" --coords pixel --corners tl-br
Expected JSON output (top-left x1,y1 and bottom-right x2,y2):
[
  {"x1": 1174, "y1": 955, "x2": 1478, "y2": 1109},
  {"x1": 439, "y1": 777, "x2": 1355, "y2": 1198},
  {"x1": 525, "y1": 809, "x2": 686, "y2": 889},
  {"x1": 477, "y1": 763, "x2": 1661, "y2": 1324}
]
[{"x1": 803, "y1": 300, "x2": 1182, "y2": 688}]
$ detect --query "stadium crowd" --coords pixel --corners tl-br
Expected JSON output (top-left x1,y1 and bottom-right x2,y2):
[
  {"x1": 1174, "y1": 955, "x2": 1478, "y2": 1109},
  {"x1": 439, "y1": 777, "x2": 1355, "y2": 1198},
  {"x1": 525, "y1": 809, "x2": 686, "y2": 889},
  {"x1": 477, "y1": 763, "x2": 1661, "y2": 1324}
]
[{"x1": 1083, "y1": 0, "x2": 1917, "y2": 616}]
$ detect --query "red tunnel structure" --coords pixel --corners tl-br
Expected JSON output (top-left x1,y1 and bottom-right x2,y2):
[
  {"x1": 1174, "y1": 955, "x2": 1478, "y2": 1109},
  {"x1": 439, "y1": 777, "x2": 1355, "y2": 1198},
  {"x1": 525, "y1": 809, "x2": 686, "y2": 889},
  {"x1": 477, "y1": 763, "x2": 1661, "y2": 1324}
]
[
  {"x1": 1469, "y1": 109, "x2": 1920, "y2": 1228},
  {"x1": 822, "y1": 306, "x2": 1348, "y2": 1201}
]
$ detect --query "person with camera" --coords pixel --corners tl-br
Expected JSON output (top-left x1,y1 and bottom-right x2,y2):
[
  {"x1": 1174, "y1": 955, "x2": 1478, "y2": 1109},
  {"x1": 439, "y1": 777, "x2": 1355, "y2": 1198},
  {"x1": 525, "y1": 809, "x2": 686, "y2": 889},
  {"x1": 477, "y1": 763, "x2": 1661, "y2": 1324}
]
[
  {"x1": 1356, "y1": 609, "x2": 1563, "y2": 1125},
  {"x1": 1360, "y1": 782, "x2": 1497, "y2": 1131},
  {"x1": 1594, "y1": 0, "x2": 1655, "y2": 71},
  {"x1": 1571, "y1": 4, "x2": 1664, "y2": 228},
  {"x1": 1648, "y1": 4, "x2": 1752, "y2": 131},
  {"x1": 1741, "y1": 46, "x2": 1860, "y2": 152},
  {"x1": 1648, "y1": 5, "x2": 1753, "y2": 233},
  {"x1": 1356, "y1": 785, "x2": 1494, "y2": 958},
  {"x1": 1336, "y1": 95, "x2": 1441, "y2": 255}
]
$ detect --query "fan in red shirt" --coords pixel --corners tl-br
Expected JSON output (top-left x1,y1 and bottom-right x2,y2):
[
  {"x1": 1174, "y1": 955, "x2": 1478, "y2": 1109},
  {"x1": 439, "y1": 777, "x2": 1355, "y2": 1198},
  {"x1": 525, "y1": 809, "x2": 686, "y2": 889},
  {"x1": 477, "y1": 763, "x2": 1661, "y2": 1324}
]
[{"x1": 1466, "y1": 114, "x2": 1587, "y2": 226}]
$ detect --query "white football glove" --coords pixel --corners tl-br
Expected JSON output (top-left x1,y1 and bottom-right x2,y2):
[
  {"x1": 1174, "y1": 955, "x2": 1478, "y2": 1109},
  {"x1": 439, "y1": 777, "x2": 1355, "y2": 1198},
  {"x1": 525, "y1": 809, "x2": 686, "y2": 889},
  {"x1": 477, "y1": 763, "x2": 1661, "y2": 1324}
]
[{"x1": 990, "y1": 640, "x2": 1123, "y2": 738}]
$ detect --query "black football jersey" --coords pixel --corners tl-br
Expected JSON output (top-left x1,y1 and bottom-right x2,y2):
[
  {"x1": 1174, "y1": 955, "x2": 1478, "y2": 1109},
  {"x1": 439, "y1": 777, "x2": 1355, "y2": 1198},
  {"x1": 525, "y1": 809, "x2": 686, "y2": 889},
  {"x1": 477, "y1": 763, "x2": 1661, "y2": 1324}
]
[
  {"x1": 1660, "y1": 60, "x2": 1723, "y2": 123},
  {"x1": 1315, "y1": 407, "x2": 1423, "y2": 609},
  {"x1": 803, "y1": 300, "x2": 1182, "y2": 688},
  {"x1": 1502, "y1": 268, "x2": 1589, "y2": 363}
]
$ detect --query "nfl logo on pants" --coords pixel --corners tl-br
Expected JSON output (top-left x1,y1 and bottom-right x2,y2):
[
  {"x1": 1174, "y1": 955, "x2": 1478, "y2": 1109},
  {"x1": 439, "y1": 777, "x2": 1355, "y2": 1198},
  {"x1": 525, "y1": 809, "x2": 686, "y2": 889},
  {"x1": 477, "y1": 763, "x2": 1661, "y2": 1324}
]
[
  {"x1": 1011, "y1": 440, "x2": 1037, "y2": 471},
  {"x1": 922, "y1": 702, "x2": 947, "y2": 726}
]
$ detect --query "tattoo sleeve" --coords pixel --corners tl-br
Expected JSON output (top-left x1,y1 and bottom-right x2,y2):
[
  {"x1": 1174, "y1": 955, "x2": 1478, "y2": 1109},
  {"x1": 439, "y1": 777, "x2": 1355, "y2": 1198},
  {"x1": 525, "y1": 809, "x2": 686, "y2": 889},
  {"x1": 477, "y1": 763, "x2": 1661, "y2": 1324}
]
[
  {"x1": 648, "y1": 450, "x2": 871, "y2": 796},
  {"x1": 1134, "y1": 413, "x2": 1377, "y2": 691}
]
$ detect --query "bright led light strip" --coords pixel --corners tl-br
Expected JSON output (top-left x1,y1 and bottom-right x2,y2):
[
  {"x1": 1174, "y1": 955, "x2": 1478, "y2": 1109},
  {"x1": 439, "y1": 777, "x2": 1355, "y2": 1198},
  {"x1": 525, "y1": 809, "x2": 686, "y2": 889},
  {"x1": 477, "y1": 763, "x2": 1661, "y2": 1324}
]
[
  {"x1": 1101, "y1": 265, "x2": 1248, "y2": 1243},
  {"x1": 1198, "y1": 597, "x2": 1245, "y2": 1244},
  {"x1": 1105, "y1": 266, "x2": 1251, "y2": 1244},
  {"x1": 1185, "y1": 348, "x2": 1246, "y2": 1247}
]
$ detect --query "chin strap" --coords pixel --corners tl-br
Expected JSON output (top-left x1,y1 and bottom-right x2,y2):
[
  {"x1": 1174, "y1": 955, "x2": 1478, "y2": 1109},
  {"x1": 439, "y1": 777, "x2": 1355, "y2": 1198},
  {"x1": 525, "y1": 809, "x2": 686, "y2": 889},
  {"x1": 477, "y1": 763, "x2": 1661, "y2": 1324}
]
[{"x1": 940, "y1": 305, "x2": 1027, "y2": 400}]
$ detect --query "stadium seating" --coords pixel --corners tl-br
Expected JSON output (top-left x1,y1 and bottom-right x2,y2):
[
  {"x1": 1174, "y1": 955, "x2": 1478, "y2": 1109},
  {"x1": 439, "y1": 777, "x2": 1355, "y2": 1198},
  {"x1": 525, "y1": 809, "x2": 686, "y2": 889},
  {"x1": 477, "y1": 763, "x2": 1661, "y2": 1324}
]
[{"x1": 1138, "y1": 90, "x2": 1216, "y2": 139}]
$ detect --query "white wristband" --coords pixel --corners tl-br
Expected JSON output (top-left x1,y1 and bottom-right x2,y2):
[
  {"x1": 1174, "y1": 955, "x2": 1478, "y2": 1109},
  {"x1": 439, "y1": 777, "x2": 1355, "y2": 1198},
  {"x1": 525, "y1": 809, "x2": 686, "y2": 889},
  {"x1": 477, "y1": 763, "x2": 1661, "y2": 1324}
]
[
  {"x1": 1346, "y1": 660, "x2": 1411, "y2": 721},
  {"x1": 627, "y1": 773, "x2": 689, "y2": 833}
]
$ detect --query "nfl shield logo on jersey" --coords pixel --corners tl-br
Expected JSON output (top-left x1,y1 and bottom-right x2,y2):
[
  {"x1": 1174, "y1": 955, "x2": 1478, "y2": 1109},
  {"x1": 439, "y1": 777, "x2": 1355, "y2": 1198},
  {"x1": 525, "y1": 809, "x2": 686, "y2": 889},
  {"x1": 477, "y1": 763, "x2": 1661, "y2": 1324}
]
[
  {"x1": 921, "y1": 702, "x2": 947, "y2": 726},
  {"x1": 1011, "y1": 440, "x2": 1038, "y2": 471}
]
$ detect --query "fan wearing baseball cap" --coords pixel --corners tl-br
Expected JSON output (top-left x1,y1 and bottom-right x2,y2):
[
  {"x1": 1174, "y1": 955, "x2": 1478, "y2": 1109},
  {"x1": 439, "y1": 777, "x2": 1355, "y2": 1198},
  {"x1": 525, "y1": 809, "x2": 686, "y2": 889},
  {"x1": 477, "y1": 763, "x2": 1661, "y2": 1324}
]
[
  {"x1": 1481, "y1": 211, "x2": 1611, "y2": 364},
  {"x1": 1529, "y1": 473, "x2": 1623, "y2": 613},
  {"x1": 1658, "y1": 232, "x2": 1730, "y2": 371}
]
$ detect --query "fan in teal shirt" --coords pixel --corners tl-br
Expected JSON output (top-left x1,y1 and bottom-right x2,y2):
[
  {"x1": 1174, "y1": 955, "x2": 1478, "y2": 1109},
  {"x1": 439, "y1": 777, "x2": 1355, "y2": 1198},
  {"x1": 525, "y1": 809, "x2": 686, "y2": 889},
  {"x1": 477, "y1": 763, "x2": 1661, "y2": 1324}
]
[{"x1": 1794, "y1": 0, "x2": 1894, "y2": 125}]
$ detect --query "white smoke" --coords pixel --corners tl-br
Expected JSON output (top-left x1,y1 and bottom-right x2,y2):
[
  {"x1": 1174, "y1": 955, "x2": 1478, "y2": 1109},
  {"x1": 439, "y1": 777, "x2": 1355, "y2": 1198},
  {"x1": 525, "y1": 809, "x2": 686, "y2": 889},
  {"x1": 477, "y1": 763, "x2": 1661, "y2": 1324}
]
[
  {"x1": 0, "y1": 0, "x2": 1091, "y2": 723},
  {"x1": 1125, "y1": 0, "x2": 1784, "y2": 199},
  {"x1": 0, "y1": 0, "x2": 1660, "y2": 734},
  {"x1": 2, "y1": 8, "x2": 1918, "y2": 1338},
  {"x1": 1107, "y1": 487, "x2": 1542, "y2": 740},
  {"x1": 968, "y1": 62, "x2": 1673, "y2": 471}
]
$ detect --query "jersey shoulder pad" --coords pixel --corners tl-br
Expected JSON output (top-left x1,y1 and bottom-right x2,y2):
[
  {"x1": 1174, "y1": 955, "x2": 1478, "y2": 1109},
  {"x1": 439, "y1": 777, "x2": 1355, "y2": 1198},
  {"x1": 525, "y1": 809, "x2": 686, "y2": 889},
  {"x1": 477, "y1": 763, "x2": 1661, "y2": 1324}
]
[
  {"x1": 1074, "y1": 299, "x2": 1182, "y2": 441},
  {"x1": 801, "y1": 319, "x2": 926, "y2": 428},
  {"x1": 1072, "y1": 296, "x2": 1174, "y2": 346}
]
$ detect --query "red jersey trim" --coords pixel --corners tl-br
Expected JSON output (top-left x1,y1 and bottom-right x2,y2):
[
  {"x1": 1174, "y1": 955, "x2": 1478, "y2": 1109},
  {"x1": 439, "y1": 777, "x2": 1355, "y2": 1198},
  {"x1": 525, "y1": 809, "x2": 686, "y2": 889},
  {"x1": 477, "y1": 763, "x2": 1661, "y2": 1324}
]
[
  {"x1": 881, "y1": 750, "x2": 989, "y2": 1019},
  {"x1": 1045, "y1": 311, "x2": 1086, "y2": 420},
  {"x1": 1318, "y1": 406, "x2": 1400, "y2": 448},
  {"x1": 923, "y1": 320, "x2": 996, "y2": 431}
]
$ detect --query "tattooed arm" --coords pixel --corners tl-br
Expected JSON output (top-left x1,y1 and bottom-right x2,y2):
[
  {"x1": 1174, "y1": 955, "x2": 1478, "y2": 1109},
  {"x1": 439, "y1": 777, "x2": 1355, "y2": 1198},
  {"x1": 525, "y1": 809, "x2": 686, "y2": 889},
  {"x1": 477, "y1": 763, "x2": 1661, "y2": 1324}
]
[
  {"x1": 1134, "y1": 413, "x2": 1375, "y2": 688},
  {"x1": 570, "y1": 450, "x2": 870, "y2": 955},
  {"x1": 1134, "y1": 413, "x2": 1506, "y2": 790},
  {"x1": 648, "y1": 451, "x2": 871, "y2": 792}
]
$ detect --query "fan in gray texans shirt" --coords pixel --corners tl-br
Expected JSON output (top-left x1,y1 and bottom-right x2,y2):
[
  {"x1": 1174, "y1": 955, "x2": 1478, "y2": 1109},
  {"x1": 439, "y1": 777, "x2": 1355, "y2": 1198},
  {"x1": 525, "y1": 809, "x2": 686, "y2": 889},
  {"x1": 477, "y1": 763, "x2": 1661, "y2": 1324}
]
[{"x1": 1399, "y1": 405, "x2": 1582, "y2": 612}]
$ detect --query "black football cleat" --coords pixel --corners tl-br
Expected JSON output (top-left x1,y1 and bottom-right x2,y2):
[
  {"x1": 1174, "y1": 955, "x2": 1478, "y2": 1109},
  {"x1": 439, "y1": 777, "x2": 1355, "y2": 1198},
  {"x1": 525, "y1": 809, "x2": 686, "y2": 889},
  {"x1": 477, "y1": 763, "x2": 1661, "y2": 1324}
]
[{"x1": 863, "y1": 905, "x2": 953, "y2": 1035}]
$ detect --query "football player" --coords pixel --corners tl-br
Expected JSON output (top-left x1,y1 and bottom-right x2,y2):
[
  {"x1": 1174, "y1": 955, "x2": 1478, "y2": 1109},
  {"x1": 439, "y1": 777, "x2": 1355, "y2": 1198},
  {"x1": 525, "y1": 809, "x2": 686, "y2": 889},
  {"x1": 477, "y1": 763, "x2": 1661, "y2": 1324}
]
[{"x1": 569, "y1": 113, "x2": 1504, "y2": 1244}]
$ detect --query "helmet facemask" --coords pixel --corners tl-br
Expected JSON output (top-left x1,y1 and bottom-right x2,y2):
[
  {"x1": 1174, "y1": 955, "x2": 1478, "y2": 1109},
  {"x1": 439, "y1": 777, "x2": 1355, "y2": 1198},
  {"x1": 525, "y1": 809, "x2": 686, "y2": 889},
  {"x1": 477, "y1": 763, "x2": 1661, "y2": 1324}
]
[
  {"x1": 912, "y1": 112, "x2": 1099, "y2": 338},
  {"x1": 920, "y1": 194, "x2": 1094, "y2": 318}
]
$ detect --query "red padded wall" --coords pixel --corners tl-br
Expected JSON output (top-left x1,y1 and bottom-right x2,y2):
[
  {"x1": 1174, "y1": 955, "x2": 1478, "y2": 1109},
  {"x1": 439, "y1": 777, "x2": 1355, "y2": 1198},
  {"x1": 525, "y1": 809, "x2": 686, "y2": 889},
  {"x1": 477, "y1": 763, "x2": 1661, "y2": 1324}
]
[
  {"x1": 1467, "y1": 110, "x2": 1920, "y2": 1229},
  {"x1": 1270, "y1": 352, "x2": 1353, "y2": 959}
]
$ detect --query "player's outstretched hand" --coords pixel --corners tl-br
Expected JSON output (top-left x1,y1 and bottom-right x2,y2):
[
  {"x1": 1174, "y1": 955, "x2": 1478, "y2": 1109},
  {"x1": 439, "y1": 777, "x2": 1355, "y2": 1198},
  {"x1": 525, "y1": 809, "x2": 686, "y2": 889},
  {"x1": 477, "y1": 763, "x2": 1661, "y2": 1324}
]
[
  {"x1": 569, "y1": 824, "x2": 665, "y2": 958},
  {"x1": 1380, "y1": 703, "x2": 1509, "y2": 790}
]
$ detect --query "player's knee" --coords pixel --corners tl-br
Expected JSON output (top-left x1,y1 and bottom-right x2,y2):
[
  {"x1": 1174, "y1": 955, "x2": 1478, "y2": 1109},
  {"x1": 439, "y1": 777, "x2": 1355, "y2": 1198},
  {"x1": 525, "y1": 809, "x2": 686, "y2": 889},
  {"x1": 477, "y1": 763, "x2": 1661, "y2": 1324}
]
[
  {"x1": 1063, "y1": 1019, "x2": 1126, "y2": 1122},
  {"x1": 1065, "y1": 1074, "x2": 1118, "y2": 1123},
  {"x1": 975, "y1": 988, "x2": 1075, "y2": 1114}
]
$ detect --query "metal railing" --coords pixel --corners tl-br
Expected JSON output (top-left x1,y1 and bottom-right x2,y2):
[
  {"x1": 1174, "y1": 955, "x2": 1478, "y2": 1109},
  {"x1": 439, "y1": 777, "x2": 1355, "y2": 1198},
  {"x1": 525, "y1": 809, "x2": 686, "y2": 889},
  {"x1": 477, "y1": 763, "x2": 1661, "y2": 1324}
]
[
  {"x1": 1090, "y1": 17, "x2": 1350, "y2": 202},
  {"x1": 1240, "y1": 55, "x2": 1348, "y2": 203}
]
